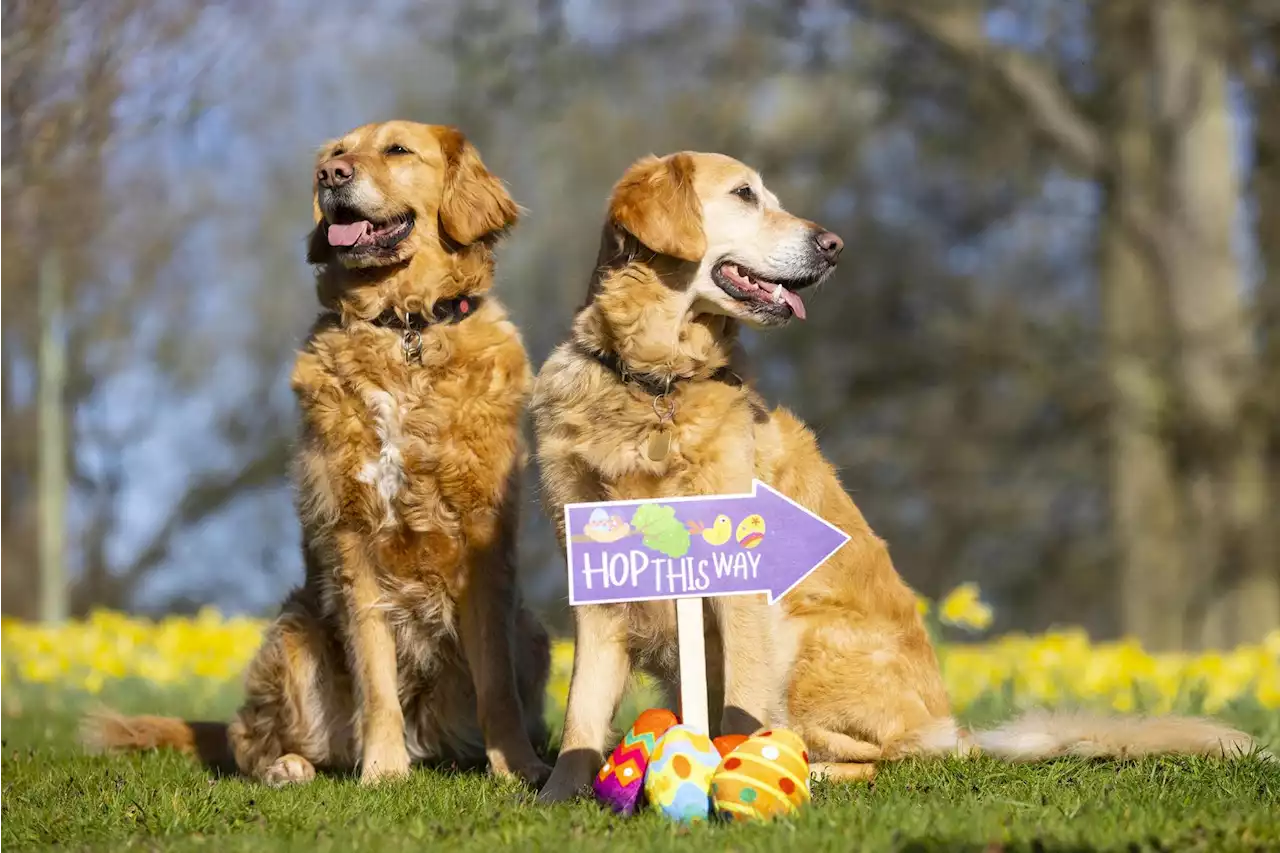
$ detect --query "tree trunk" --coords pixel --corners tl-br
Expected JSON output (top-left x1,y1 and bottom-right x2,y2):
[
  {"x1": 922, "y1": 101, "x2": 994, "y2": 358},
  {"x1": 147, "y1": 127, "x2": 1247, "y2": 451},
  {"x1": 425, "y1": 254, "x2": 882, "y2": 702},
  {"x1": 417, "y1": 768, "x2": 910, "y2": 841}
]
[
  {"x1": 37, "y1": 252, "x2": 69, "y2": 624},
  {"x1": 1258, "y1": 28, "x2": 1280, "y2": 402},
  {"x1": 1152, "y1": 0, "x2": 1276, "y2": 648},
  {"x1": 1247, "y1": 16, "x2": 1280, "y2": 644},
  {"x1": 1096, "y1": 0, "x2": 1188, "y2": 650},
  {"x1": 0, "y1": 318, "x2": 10, "y2": 612}
]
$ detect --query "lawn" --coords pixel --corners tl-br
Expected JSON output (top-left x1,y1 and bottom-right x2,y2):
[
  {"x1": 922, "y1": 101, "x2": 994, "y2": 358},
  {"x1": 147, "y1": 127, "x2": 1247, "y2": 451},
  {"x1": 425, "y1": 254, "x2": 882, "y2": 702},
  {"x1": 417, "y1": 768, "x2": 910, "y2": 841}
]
[
  {"x1": 3, "y1": 608, "x2": 1279, "y2": 851},
  {"x1": 3, "y1": 679, "x2": 1278, "y2": 852}
]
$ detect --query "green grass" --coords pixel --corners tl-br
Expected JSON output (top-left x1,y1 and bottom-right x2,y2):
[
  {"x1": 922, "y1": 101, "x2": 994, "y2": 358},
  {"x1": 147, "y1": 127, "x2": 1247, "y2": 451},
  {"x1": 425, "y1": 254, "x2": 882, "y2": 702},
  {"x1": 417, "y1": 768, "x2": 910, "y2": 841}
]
[{"x1": 3, "y1": 683, "x2": 1278, "y2": 852}]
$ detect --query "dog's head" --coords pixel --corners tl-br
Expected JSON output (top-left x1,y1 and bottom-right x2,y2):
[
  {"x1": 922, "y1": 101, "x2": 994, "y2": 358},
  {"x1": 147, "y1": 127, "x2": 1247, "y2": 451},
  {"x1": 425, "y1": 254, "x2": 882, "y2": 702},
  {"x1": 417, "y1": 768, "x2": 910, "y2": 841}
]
[
  {"x1": 600, "y1": 152, "x2": 842, "y2": 328},
  {"x1": 306, "y1": 121, "x2": 518, "y2": 269}
]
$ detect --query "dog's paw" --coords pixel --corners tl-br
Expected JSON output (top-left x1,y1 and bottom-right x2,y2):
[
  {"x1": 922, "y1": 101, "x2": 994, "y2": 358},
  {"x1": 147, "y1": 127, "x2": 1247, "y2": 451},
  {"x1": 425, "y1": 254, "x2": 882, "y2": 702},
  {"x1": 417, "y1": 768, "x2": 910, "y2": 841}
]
[
  {"x1": 359, "y1": 741, "x2": 411, "y2": 786},
  {"x1": 262, "y1": 753, "x2": 317, "y2": 787},
  {"x1": 491, "y1": 754, "x2": 552, "y2": 788},
  {"x1": 536, "y1": 766, "x2": 590, "y2": 804}
]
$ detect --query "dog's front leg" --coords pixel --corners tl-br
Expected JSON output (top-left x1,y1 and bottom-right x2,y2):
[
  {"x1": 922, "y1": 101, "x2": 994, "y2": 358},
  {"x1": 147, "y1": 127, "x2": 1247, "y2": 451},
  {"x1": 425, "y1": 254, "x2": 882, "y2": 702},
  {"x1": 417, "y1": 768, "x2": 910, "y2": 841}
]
[
  {"x1": 537, "y1": 604, "x2": 630, "y2": 803},
  {"x1": 460, "y1": 523, "x2": 552, "y2": 786},
  {"x1": 712, "y1": 595, "x2": 778, "y2": 736},
  {"x1": 336, "y1": 531, "x2": 410, "y2": 785}
]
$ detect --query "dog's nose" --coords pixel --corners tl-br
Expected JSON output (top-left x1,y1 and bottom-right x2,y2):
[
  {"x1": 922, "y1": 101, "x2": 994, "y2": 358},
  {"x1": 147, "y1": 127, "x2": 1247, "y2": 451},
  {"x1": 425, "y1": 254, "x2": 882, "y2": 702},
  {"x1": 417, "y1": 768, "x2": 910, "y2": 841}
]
[
  {"x1": 317, "y1": 158, "x2": 355, "y2": 189},
  {"x1": 814, "y1": 230, "x2": 844, "y2": 262}
]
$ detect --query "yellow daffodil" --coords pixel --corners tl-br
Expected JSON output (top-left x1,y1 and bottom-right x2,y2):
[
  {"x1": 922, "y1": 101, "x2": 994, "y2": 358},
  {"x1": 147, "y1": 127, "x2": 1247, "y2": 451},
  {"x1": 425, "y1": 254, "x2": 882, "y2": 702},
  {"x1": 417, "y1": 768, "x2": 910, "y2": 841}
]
[
  {"x1": 939, "y1": 583, "x2": 994, "y2": 632},
  {"x1": 2, "y1": 597, "x2": 1276, "y2": 716}
]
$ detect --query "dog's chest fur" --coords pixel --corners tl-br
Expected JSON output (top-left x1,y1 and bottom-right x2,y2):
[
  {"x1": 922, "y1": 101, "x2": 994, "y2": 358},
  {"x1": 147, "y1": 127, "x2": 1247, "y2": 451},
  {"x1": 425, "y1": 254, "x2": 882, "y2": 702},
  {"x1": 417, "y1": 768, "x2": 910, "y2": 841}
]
[
  {"x1": 584, "y1": 382, "x2": 756, "y2": 493},
  {"x1": 353, "y1": 388, "x2": 410, "y2": 526},
  {"x1": 292, "y1": 315, "x2": 529, "y2": 618},
  {"x1": 295, "y1": 334, "x2": 455, "y2": 537}
]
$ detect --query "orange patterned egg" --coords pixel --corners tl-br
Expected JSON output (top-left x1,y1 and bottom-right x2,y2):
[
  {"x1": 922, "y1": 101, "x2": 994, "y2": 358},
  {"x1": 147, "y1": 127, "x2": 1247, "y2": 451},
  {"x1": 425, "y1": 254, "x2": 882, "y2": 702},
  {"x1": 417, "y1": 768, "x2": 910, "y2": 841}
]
[
  {"x1": 712, "y1": 734, "x2": 749, "y2": 758},
  {"x1": 711, "y1": 728, "x2": 810, "y2": 822}
]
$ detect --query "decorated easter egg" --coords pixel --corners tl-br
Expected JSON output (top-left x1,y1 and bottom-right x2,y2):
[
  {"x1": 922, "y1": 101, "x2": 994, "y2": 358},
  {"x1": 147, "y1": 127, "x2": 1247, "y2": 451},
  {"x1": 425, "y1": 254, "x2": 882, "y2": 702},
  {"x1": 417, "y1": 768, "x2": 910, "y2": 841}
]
[
  {"x1": 643, "y1": 725, "x2": 721, "y2": 824},
  {"x1": 735, "y1": 514, "x2": 766, "y2": 549},
  {"x1": 712, "y1": 734, "x2": 749, "y2": 758},
  {"x1": 583, "y1": 508, "x2": 631, "y2": 543},
  {"x1": 711, "y1": 729, "x2": 810, "y2": 822},
  {"x1": 593, "y1": 708, "x2": 679, "y2": 815}
]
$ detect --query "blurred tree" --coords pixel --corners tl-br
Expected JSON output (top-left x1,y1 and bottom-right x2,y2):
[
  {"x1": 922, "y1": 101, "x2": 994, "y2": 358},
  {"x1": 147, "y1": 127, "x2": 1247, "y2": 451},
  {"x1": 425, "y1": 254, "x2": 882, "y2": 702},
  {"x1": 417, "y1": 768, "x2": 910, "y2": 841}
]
[
  {"x1": 859, "y1": 0, "x2": 1277, "y2": 648},
  {"x1": 2, "y1": 0, "x2": 295, "y2": 618}
]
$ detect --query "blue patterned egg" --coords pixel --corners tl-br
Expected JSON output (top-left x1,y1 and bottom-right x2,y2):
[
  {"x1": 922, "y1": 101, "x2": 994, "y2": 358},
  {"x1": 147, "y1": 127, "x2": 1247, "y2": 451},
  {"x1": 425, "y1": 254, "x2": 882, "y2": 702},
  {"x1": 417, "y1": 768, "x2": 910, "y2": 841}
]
[{"x1": 642, "y1": 725, "x2": 721, "y2": 824}]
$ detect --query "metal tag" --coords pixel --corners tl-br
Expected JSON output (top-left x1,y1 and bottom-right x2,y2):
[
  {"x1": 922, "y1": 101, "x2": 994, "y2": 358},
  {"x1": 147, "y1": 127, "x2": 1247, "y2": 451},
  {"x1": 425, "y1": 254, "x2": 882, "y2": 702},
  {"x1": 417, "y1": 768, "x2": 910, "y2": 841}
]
[{"x1": 647, "y1": 429, "x2": 671, "y2": 462}]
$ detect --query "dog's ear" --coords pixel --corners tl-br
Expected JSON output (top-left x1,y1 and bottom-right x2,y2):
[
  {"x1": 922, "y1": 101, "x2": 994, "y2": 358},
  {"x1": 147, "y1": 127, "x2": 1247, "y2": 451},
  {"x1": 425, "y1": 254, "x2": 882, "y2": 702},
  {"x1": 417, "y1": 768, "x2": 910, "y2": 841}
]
[
  {"x1": 607, "y1": 153, "x2": 705, "y2": 263},
  {"x1": 306, "y1": 195, "x2": 331, "y2": 265},
  {"x1": 437, "y1": 127, "x2": 519, "y2": 246}
]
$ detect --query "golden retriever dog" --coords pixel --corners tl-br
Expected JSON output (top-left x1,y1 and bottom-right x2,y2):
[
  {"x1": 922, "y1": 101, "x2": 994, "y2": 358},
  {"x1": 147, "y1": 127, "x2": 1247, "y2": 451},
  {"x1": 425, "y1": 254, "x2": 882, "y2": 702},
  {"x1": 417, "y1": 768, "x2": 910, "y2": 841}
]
[
  {"x1": 532, "y1": 152, "x2": 1266, "y2": 801},
  {"x1": 84, "y1": 121, "x2": 551, "y2": 787}
]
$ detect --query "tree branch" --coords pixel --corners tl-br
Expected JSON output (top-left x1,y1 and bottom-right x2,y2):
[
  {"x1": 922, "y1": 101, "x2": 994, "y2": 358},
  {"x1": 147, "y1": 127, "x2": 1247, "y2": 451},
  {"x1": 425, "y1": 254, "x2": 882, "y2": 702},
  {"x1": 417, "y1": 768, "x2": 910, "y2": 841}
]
[
  {"x1": 867, "y1": 1, "x2": 1106, "y2": 176},
  {"x1": 69, "y1": 437, "x2": 291, "y2": 612}
]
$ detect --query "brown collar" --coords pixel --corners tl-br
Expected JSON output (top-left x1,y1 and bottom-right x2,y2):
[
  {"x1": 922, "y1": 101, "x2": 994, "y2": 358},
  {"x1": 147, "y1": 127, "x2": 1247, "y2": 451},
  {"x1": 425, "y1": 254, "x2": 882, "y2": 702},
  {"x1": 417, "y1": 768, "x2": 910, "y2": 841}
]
[
  {"x1": 370, "y1": 295, "x2": 481, "y2": 330},
  {"x1": 325, "y1": 295, "x2": 483, "y2": 363},
  {"x1": 576, "y1": 344, "x2": 742, "y2": 398}
]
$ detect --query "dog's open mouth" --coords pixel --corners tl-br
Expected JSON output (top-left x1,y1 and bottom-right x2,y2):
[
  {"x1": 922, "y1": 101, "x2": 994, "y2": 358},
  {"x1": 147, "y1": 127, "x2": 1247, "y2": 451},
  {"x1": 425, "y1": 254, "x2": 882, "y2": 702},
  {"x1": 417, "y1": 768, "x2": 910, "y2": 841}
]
[
  {"x1": 713, "y1": 261, "x2": 822, "y2": 320},
  {"x1": 324, "y1": 208, "x2": 415, "y2": 251}
]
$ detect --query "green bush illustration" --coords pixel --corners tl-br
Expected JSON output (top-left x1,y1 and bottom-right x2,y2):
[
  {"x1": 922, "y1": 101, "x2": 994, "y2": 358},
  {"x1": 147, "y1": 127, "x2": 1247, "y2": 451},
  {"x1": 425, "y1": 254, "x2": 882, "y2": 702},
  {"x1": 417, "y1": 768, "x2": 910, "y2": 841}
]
[{"x1": 629, "y1": 504, "x2": 691, "y2": 558}]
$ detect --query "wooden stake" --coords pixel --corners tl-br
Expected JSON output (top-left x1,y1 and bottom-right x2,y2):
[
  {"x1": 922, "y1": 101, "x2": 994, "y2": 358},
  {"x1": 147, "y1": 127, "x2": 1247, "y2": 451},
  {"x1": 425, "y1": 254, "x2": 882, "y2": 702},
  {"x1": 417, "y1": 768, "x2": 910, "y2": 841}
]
[{"x1": 675, "y1": 597, "x2": 709, "y2": 732}]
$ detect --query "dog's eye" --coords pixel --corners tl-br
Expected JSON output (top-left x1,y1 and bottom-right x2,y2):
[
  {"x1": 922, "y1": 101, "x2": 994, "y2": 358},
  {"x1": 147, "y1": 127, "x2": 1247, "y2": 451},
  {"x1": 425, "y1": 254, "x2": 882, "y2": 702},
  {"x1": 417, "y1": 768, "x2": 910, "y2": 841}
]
[
  {"x1": 732, "y1": 185, "x2": 757, "y2": 205},
  {"x1": 384, "y1": 144, "x2": 412, "y2": 156},
  {"x1": 331, "y1": 147, "x2": 345, "y2": 157}
]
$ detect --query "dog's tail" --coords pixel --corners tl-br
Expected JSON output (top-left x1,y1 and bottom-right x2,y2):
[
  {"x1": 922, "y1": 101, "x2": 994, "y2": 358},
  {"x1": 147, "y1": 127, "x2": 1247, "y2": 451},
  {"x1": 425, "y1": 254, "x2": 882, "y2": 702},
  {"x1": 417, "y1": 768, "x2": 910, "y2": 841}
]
[
  {"x1": 969, "y1": 711, "x2": 1272, "y2": 762},
  {"x1": 80, "y1": 709, "x2": 238, "y2": 772},
  {"x1": 810, "y1": 712, "x2": 1268, "y2": 783}
]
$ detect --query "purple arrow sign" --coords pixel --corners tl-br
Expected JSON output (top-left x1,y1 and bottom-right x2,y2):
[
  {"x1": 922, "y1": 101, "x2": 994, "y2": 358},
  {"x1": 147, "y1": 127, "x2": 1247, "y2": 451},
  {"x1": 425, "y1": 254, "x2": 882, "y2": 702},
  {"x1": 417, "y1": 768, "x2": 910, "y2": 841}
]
[{"x1": 565, "y1": 480, "x2": 850, "y2": 606}]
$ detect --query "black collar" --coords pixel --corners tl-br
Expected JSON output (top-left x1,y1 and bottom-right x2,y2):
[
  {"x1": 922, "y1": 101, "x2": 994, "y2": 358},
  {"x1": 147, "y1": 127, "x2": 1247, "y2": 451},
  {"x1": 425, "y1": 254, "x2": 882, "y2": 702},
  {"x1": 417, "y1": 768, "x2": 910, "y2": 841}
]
[
  {"x1": 371, "y1": 295, "x2": 482, "y2": 330},
  {"x1": 577, "y1": 344, "x2": 742, "y2": 398}
]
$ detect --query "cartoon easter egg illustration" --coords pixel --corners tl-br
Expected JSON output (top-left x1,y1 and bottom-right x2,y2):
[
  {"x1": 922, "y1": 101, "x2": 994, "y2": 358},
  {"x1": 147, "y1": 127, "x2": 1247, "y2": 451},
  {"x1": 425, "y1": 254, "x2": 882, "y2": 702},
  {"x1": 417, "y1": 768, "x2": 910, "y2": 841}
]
[
  {"x1": 584, "y1": 508, "x2": 631, "y2": 543},
  {"x1": 711, "y1": 729, "x2": 811, "y2": 823},
  {"x1": 593, "y1": 708, "x2": 679, "y2": 815},
  {"x1": 643, "y1": 725, "x2": 721, "y2": 824},
  {"x1": 735, "y1": 514, "x2": 766, "y2": 549}
]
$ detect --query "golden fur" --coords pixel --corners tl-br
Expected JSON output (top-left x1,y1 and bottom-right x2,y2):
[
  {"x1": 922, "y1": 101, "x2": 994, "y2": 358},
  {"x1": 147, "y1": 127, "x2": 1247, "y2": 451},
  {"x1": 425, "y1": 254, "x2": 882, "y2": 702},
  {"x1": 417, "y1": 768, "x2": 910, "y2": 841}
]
[
  {"x1": 83, "y1": 121, "x2": 550, "y2": 787},
  {"x1": 532, "y1": 152, "x2": 1269, "y2": 801}
]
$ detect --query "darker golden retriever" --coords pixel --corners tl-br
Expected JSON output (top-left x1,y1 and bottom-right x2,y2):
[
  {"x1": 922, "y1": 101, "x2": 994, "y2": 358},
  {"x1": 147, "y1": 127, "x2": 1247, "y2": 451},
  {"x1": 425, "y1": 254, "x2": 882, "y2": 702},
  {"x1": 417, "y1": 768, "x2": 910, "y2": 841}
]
[
  {"x1": 532, "y1": 151, "x2": 1265, "y2": 801},
  {"x1": 84, "y1": 121, "x2": 551, "y2": 787}
]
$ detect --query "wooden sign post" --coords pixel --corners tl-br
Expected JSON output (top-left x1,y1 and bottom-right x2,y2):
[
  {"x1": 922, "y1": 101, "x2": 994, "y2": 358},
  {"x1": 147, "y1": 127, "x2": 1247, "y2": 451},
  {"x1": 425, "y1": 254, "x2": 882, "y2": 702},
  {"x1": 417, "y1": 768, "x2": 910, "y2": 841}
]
[{"x1": 675, "y1": 598, "x2": 710, "y2": 730}]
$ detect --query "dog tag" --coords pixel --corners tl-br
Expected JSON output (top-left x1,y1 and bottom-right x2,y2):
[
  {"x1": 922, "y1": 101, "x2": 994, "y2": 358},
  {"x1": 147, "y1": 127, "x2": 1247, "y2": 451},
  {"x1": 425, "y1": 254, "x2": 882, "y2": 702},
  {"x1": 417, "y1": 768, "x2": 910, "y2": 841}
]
[{"x1": 647, "y1": 429, "x2": 671, "y2": 462}]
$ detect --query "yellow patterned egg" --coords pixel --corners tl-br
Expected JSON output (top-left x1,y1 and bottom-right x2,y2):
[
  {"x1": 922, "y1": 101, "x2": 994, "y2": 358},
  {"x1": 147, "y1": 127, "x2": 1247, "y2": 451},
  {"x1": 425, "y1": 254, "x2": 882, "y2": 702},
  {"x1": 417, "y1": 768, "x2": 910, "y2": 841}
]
[
  {"x1": 711, "y1": 729, "x2": 810, "y2": 822},
  {"x1": 642, "y1": 725, "x2": 721, "y2": 824}
]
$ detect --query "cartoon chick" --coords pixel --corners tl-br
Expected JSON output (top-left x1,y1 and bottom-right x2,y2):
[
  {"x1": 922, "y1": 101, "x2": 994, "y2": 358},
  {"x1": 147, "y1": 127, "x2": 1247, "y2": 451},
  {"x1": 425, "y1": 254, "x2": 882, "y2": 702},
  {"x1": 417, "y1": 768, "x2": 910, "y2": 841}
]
[
  {"x1": 583, "y1": 508, "x2": 631, "y2": 543},
  {"x1": 735, "y1": 514, "x2": 766, "y2": 549},
  {"x1": 691, "y1": 512, "x2": 732, "y2": 545}
]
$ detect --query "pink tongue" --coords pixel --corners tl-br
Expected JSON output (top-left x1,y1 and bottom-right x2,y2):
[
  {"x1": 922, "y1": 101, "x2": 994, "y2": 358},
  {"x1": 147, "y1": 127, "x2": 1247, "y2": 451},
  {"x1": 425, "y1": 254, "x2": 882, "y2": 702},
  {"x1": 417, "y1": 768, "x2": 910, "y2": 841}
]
[
  {"x1": 327, "y1": 221, "x2": 373, "y2": 247},
  {"x1": 780, "y1": 287, "x2": 806, "y2": 320}
]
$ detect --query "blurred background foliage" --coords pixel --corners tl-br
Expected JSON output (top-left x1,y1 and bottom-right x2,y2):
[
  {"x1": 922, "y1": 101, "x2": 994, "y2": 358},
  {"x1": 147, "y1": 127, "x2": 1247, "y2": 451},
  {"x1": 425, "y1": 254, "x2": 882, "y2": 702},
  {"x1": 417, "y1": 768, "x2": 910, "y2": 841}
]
[{"x1": 3, "y1": 0, "x2": 1278, "y2": 650}]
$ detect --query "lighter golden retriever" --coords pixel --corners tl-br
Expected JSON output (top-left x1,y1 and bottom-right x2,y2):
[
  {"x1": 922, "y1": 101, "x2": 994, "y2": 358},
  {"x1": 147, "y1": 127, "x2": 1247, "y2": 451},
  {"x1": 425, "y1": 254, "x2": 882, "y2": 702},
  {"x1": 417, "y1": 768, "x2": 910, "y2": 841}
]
[
  {"x1": 532, "y1": 152, "x2": 1265, "y2": 801},
  {"x1": 84, "y1": 121, "x2": 551, "y2": 787}
]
